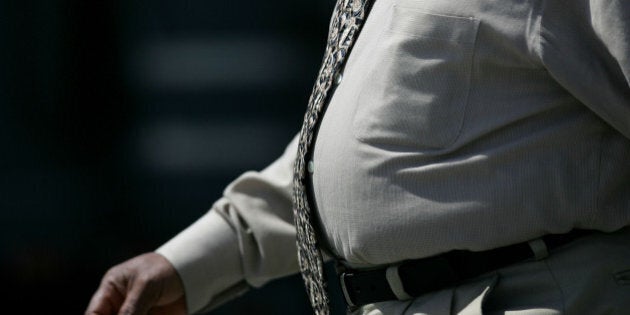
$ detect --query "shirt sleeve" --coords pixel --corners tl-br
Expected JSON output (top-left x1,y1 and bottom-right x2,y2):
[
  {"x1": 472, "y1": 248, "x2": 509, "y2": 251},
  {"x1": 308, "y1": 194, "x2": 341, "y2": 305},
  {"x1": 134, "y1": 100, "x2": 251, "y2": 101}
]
[
  {"x1": 157, "y1": 134, "x2": 300, "y2": 314},
  {"x1": 538, "y1": 0, "x2": 630, "y2": 138}
]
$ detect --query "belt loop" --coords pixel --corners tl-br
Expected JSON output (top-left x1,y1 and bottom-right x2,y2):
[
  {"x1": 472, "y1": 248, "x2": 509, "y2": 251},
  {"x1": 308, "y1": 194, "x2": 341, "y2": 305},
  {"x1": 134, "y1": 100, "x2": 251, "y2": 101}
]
[
  {"x1": 385, "y1": 264, "x2": 412, "y2": 300},
  {"x1": 528, "y1": 238, "x2": 549, "y2": 260}
]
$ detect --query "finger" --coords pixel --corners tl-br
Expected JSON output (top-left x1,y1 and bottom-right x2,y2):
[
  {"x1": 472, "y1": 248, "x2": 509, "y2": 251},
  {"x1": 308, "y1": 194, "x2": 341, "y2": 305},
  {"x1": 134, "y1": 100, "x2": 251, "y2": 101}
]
[
  {"x1": 85, "y1": 280, "x2": 125, "y2": 315},
  {"x1": 117, "y1": 277, "x2": 159, "y2": 315}
]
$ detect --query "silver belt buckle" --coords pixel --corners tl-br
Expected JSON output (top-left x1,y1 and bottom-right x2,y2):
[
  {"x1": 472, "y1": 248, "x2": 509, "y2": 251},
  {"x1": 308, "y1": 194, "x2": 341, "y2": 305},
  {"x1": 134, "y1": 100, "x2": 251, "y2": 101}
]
[{"x1": 339, "y1": 272, "x2": 357, "y2": 308}]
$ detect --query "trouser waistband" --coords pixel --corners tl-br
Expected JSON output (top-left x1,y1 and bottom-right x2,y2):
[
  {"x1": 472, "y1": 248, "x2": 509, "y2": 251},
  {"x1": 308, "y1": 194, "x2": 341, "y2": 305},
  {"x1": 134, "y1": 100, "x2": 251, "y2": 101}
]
[{"x1": 336, "y1": 229, "x2": 591, "y2": 309}]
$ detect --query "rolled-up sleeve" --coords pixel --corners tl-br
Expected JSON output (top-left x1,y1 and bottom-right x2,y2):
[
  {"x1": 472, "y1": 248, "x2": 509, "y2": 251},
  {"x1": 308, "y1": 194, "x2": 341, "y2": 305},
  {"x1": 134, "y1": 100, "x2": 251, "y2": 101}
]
[
  {"x1": 539, "y1": 0, "x2": 630, "y2": 138},
  {"x1": 157, "y1": 134, "x2": 299, "y2": 314}
]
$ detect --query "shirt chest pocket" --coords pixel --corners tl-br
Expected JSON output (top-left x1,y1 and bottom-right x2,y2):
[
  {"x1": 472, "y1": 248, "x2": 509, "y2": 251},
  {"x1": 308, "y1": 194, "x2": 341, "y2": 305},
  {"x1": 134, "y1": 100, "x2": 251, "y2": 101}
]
[{"x1": 352, "y1": 4, "x2": 479, "y2": 149}]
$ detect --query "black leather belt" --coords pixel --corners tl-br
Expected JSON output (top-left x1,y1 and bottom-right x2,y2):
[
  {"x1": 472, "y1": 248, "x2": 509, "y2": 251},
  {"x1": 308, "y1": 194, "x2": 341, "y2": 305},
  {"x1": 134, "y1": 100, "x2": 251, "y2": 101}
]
[{"x1": 338, "y1": 230, "x2": 591, "y2": 308}]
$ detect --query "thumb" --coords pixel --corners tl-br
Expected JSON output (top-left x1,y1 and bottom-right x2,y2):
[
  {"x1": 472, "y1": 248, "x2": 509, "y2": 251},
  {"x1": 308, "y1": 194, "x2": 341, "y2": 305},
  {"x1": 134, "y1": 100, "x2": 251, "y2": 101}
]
[
  {"x1": 117, "y1": 276, "x2": 160, "y2": 315},
  {"x1": 146, "y1": 296, "x2": 187, "y2": 315}
]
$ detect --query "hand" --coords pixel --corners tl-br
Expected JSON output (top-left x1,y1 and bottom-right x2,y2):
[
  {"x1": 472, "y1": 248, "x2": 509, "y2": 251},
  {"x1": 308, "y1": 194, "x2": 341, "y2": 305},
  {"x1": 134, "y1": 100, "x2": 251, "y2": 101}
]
[{"x1": 85, "y1": 252, "x2": 187, "y2": 315}]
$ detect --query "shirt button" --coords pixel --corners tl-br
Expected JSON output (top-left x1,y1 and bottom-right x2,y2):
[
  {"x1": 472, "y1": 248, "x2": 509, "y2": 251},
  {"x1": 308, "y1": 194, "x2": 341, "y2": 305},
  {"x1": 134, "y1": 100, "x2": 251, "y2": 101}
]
[
  {"x1": 334, "y1": 72, "x2": 343, "y2": 85},
  {"x1": 307, "y1": 160, "x2": 315, "y2": 174}
]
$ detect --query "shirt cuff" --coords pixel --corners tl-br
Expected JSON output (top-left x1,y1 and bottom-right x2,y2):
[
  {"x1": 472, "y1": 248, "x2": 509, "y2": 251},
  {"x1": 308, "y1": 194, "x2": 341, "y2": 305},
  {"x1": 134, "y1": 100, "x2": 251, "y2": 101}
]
[{"x1": 156, "y1": 210, "x2": 245, "y2": 314}]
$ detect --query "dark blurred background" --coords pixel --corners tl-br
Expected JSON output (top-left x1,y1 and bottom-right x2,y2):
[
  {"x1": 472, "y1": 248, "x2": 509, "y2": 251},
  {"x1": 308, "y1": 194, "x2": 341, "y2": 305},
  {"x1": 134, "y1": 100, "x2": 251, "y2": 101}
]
[{"x1": 0, "y1": 1, "x2": 346, "y2": 314}]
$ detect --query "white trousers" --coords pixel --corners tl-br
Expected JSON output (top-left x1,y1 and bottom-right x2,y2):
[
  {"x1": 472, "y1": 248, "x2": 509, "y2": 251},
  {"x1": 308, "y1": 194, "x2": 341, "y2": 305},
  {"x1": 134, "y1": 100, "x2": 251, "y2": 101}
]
[{"x1": 350, "y1": 227, "x2": 630, "y2": 315}]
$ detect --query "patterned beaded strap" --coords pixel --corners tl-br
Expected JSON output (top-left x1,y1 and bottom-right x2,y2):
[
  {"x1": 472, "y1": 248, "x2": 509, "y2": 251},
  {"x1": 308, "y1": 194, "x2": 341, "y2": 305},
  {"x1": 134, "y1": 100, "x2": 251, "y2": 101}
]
[{"x1": 292, "y1": 0, "x2": 373, "y2": 314}]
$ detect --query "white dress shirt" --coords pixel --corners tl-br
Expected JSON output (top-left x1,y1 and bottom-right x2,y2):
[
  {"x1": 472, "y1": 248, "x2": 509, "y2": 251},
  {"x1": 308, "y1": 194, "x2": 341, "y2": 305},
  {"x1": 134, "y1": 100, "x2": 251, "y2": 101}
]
[{"x1": 158, "y1": 0, "x2": 630, "y2": 313}]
